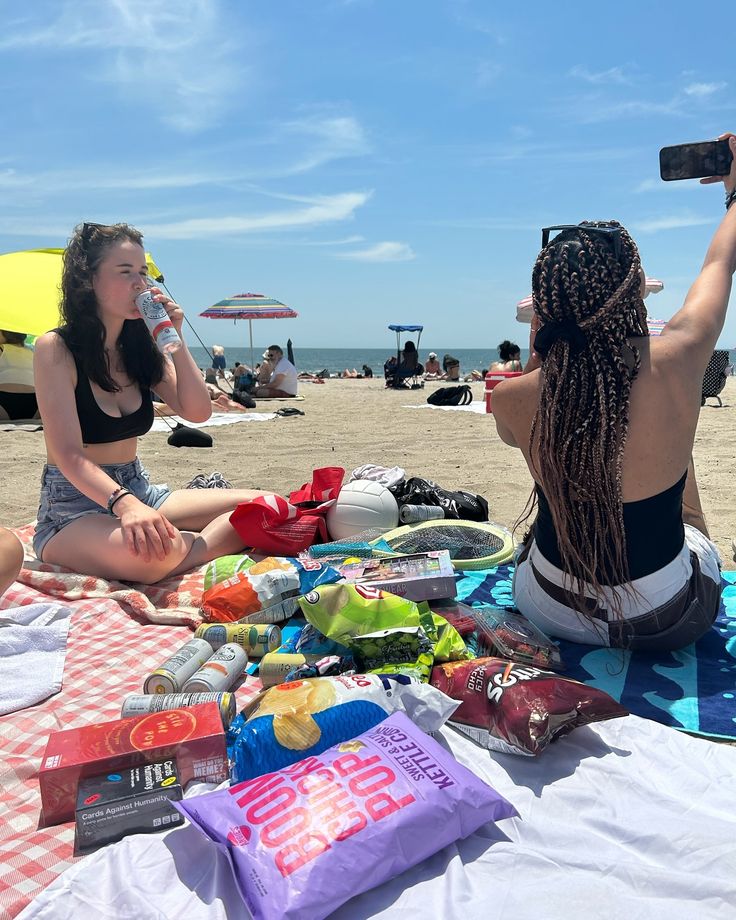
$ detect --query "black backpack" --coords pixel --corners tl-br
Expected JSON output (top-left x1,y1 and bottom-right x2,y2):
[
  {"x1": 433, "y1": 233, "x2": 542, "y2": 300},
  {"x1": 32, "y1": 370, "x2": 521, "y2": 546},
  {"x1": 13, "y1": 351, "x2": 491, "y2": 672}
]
[{"x1": 426, "y1": 385, "x2": 473, "y2": 406}]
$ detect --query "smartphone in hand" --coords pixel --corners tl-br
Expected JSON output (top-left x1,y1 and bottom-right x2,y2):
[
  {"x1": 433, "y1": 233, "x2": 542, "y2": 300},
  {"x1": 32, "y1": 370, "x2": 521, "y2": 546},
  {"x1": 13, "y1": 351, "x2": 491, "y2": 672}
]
[{"x1": 659, "y1": 140, "x2": 733, "y2": 181}]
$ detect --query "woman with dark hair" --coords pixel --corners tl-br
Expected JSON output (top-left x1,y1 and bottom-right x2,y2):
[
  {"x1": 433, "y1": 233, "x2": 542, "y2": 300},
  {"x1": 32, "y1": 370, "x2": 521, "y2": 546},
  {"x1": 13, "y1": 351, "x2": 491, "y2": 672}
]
[
  {"x1": 490, "y1": 340, "x2": 522, "y2": 372},
  {"x1": 0, "y1": 329, "x2": 38, "y2": 420},
  {"x1": 492, "y1": 134, "x2": 736, "y2": 650},
  {"x1": 32, "y1": 222, "x2": 269, "y2": 583}
]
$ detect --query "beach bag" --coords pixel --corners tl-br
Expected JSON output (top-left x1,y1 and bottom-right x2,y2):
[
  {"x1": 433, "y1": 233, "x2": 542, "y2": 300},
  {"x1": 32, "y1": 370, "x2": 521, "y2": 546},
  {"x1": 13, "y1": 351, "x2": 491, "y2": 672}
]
[
  {"x1": 390, "y1": 476, "x2": 489, "y2": 522},
  {"x1": 230, "y1": 467, "x2": 344, "y2": 555},
  {"x1": 427, "y1": 385, "x2": 472, "y2": 406}
]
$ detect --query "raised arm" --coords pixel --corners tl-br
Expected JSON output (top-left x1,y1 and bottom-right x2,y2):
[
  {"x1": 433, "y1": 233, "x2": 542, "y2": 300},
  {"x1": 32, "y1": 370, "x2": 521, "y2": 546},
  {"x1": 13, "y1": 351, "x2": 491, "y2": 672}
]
[
  {"x1": 662, "y1": 133, "x2": 736, "y2": 366},
  {"x1": 144, "y1": 287, "x2": 212, "y2": 423}
]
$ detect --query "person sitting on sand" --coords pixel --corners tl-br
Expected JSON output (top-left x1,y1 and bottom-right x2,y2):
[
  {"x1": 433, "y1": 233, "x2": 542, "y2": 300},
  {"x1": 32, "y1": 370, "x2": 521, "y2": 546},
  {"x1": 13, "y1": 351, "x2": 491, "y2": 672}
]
[
  {"x1": 442, "y1": 354, "x2": 460, "y2": 381},
  {"x1": 424, "y1": 352, "x2": 442, "y2": 378},
  {"x1": 490, "y1": 340, "x2": 522, "y2": 372},
  {"x1": 0, "y1": 330, "x2": 39, "y2": 421},
  {"x1": 492, "y1": 135, "x2": 736, "y2": 650},
  {"x1": 0, "y1": 527, "x2": 23, "y2": 598},
  {"x1": 253, "y1": 345, "x2": 298, "y2": 397},
  {"x1": 32, "y1": 221, "x2": 272, "y2": 584},
  {"x1": 362, "y1": 364, "x2": 373, "y2": 378}
]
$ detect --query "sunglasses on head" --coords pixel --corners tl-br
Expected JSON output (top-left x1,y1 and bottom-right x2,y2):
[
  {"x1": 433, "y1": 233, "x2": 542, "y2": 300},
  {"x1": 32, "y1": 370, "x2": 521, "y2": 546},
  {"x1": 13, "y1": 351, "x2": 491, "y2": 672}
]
[{"x1": 541, "y1": 223, "x2": 622, "y2": 260}]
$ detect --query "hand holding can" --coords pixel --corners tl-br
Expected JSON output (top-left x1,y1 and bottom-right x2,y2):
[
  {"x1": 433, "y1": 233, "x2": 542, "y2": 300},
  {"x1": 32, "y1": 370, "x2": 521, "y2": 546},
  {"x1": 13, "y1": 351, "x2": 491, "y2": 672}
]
[{"x1": 135, "y1": 279, "x2": 182, "y2": 355}]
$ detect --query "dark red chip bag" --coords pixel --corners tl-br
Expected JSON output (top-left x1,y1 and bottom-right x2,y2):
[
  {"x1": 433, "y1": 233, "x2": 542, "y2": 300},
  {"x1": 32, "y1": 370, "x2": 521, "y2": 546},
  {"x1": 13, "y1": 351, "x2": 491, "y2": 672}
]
[{"x1": 430, "y1": 657, "x2": 628, "y2": 756}]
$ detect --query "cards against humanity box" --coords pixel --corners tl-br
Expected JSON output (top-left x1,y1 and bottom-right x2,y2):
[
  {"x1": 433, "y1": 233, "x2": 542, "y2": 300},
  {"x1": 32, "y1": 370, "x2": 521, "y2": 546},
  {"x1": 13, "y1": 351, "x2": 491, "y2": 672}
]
[
  {"x1": 40, "y1": 702, "x2": 228, "y2": 825},
  {"x1": 338, "y1": 550, "x2": 456, "y2": 602},
  {"x1": 75, "y1": 759, "x2": 183, "y2": 853}
]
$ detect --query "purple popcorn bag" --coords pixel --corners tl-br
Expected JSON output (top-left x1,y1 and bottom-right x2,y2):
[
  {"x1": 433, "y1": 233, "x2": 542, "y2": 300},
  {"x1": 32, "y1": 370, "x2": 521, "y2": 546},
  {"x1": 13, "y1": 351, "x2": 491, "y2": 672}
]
[{"x1": 176, "y1": 711, "x2": 517, "y2": 920}]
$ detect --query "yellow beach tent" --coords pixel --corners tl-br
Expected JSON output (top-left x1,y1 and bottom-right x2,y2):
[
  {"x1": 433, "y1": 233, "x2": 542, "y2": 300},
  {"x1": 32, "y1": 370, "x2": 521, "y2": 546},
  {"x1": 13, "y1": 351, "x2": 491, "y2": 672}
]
[{"x1": 0, "y1": 248, "x2": 164, "y2": 337}]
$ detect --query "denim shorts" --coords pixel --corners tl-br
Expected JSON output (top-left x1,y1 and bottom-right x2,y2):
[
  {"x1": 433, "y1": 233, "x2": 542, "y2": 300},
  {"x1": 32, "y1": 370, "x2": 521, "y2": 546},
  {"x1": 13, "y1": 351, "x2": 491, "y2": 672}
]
[{"x1": 33, "y1": 458, "x2": 171, "y2": 561}]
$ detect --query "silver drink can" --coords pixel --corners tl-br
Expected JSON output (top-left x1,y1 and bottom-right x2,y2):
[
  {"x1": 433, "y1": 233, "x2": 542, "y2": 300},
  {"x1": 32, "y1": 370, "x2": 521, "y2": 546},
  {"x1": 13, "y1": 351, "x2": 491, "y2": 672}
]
[
  {"x1": 399, "y1": 504, "x2": 445, "y2": 524},
  {"x1": 135, "y1": 282, "x2": 181, "y2": 355},
  {"x1": 182, "y1": 643, "x2": 248, "y2": 693},
  {"x1": 194, "y1": 623, "x2": 281, "y2": 658},
  {"x1": 121, "y1": 692, "x2": 237, "y2": 729},
  {"x1": 143, "y1": 638, "x2": 214, "y2": 694}
]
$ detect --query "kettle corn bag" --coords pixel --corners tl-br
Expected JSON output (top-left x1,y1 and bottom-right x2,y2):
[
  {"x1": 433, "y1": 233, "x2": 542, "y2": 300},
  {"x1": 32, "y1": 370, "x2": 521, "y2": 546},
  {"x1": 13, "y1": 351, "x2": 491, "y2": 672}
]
[{"x1": 177, "y1": 711, "x2": 517, "y2": 920}]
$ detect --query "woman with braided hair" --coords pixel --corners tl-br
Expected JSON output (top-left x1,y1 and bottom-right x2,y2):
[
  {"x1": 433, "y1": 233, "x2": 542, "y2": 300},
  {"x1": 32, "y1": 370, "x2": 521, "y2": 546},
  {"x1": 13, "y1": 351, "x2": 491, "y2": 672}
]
[{"x1": 492, "y1": 133, "x2": 736, "y2": 649}]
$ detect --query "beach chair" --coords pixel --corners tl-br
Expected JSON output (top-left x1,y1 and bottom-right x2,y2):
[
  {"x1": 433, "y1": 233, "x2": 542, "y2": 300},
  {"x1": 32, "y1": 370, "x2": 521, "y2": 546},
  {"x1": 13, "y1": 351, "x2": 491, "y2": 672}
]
[
  {"x1": 385, "y1": 323, "x2": 425, "y2": 389},
  {"x1": 701, "y1": 349, "x2": 730, "y2": 407}
]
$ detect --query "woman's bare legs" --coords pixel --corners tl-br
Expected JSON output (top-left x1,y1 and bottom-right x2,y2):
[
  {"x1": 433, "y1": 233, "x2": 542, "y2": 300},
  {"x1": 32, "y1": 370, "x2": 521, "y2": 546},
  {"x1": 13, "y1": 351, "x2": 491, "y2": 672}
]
[
  {"x1": 683, "y1": 457, "x2": 710, "y2": 538},
  {"x1": 159, "y1": 488, "x2": 272, "y2": 576},
  {"x1": 41, "y1": 515, "x2": 196, "y2": 584},
  {"x1": 40, "y1": 488, "x2": 271, "y2": 584},
  {"x1": 0, "y1": 527, "x2": 23, "y2": 597}
]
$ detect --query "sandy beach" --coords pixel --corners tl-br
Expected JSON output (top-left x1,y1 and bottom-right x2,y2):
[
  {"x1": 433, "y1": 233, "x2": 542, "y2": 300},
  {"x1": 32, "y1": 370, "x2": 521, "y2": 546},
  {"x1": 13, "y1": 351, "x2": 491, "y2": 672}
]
[{"x1": 2, "y1": 376, "x2": 735, "y2": 570}]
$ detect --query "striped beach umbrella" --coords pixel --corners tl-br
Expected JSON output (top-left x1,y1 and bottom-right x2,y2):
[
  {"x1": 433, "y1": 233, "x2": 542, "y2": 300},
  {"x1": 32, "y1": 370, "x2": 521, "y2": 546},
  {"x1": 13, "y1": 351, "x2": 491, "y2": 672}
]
[
  {"x1": 516, "y1": 278, "x2": 667, "y2": 334},
  {"x1": 200, "y1": 293, "x2": 297, "y2": 371}
]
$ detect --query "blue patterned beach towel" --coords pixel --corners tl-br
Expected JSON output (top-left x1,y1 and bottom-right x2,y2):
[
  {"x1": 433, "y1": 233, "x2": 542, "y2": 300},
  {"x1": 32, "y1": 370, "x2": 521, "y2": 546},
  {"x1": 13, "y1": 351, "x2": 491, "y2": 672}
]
[{"x1": 455, "y1": 566, "x2": 736, "y2": 740}]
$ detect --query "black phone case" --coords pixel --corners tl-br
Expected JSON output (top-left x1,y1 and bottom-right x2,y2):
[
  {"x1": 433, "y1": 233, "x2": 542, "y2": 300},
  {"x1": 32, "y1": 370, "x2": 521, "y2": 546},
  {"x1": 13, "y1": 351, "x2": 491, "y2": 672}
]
[{"x1": 659, "y1": 140, "x2": 732, "y2": 181}]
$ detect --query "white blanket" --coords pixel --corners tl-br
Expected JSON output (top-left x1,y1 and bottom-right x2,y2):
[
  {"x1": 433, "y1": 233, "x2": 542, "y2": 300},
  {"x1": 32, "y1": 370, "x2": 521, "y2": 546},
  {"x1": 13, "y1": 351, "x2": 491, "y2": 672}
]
[
  {"x1": 0, "y1": 603, "x2": 72, "y2": 715},
  {"x1": 404, "y1": 401, "x2": 487, "y2": 414},
  {"x1": 150, "y1": 411, "x2": 278, "y2": 432},
  {"x1": 18, "y1": 714, "x2": 736, "y2": 920}
]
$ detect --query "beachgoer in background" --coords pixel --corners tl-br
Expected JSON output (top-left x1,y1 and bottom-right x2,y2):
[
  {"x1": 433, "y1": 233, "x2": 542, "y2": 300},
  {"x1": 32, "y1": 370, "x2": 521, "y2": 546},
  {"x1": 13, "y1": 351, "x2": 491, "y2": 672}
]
[
  {"x1": 490, "y1": 340, "x2": 522, "y2": 372},
  {"x1": 0, "y1": 330, "x2": 38, "y2": 421},
  {"x1": 211, "y1": 345, "x2": 227, "y2": 378},
  {"x1": 0, "y1": 527, "x2": 23, "y2": 598},
  {"x1": 253, "y1": 344, "x2": 298, "y2": 397},
  {"x1": 362, "y1": 364, "x2": 373, "y2": 378},
  {"x1": 204, "y1": 367, "x2": 218, "y2": 385},
  {"x1": 343, "y1": 368, "x2": 359, "y2": 378},
  {"x1": 492, "y1": 133, "x2": 736, "y2": 649},
  {"x1": 424, "y1": 352, "x2": 442, "y2": 378},
  {"x1": 32, "y1": 221, "x2": 272, "y2": 584},
  {"x1": 442, "y1": 354, "x2": 460, "y2": 381},
  {"x1": 400, "y1": 340, "x2": 423, "y2": 376}
]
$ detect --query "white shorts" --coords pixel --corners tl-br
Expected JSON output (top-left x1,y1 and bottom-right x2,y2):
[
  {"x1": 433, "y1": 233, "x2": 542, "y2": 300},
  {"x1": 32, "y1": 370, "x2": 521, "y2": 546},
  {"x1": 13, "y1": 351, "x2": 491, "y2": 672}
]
[{"x1": 512, "y1": 525, "x2": 722, "y2": 650}]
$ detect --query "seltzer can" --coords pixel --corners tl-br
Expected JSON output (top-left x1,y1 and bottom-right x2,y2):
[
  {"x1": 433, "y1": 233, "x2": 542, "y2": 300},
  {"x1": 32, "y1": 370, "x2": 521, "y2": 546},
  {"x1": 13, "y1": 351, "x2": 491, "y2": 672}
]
[
  {"x1": 182, "y1": 643, "x2": 248, "y2": 693},
  {"x1": 121, "y1": 692, "x2": 237, "y2": 729},
  {"x1": 143, "y1": 638, "x2": 214, "y2": 694},
  {"x1": 135, "y1": 284, "x2": 181, "y2": 355},
  {"x1": 194, "y1": 622, "x2": 281, "y2": 658}
]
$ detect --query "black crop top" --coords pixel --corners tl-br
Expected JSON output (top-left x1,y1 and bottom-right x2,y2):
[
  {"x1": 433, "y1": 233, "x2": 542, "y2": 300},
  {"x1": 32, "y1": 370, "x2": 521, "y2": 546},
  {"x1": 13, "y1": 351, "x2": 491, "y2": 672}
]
[
  {"x1": 71, "y1": 353, "x2": 154, "y2": 445},
  {"x1": 534, "y1": 472, "x2": 687, "y2": 584}
]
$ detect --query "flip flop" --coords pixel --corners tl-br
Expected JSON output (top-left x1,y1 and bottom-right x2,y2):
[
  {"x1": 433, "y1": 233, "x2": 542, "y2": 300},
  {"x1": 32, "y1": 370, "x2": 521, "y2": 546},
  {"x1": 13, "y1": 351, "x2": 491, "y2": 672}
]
[{"x1": 276, "y1": 407, "x2": 305, "y2": 417}]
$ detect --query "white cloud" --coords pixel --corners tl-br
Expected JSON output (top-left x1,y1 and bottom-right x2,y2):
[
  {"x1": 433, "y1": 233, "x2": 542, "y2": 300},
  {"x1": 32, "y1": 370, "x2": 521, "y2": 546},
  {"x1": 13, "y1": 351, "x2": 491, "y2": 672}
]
[
  {"x1": 143, "y1": 192, "x2": 372, "y2": 239},
  {"x1": 278, "y1": 115, "x2": 370, "y2": 174},
  {"x1": 632, "y1": 213, "x2": 715, "y2": 233},
  {"x1": 0, "y1": 0, "x2": 244, "y2": 133},
  {"x1": 335, "y1": 241, "x2": 415, "y2": 262},
  {"x1": 0, "y1": 192, "x2": 372, "y2": 240},
  {"x1": 684, "y1": 82, "x2": 726, "y2": 97},
  {"x1": 569, "y1": 65, "x2": 634, "y2": 85}
]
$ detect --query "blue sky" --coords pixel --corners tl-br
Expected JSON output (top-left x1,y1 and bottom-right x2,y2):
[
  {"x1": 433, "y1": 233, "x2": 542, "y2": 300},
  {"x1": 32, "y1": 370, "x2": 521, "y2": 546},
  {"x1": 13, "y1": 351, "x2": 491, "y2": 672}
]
[{"x1": 1, "y1": 0, "x2": 733, "y2": 349}]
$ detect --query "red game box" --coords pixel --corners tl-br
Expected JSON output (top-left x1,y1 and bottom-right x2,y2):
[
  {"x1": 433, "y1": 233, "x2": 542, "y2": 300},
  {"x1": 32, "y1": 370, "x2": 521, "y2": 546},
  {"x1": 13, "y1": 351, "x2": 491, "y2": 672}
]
[{"x1": 39, "y1": 702, "x2": 228, "y2": 825}]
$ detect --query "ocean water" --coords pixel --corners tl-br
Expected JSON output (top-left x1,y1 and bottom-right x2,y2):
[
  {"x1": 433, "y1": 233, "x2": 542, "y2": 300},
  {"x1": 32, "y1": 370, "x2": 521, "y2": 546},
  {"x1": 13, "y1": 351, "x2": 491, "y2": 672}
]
[
  {"x1": 188, "y1": 345, "x2": 530, "y2": 376},
  {"x1": 189, "y1": 343, "x2": 736, "y2": 377}
]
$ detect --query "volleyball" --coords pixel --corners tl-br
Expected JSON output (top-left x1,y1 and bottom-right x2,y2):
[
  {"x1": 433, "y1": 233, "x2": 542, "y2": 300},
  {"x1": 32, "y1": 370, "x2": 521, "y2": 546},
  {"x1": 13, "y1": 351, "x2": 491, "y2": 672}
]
[{"x1": 326, "y1": 480, "x2": 400, "y2": 540}]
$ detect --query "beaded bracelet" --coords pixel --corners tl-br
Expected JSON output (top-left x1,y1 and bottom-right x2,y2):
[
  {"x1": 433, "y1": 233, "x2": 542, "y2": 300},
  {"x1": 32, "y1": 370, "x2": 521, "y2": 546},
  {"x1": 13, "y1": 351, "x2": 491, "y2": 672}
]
[{"x1": 107, "y1": 487, "x2": 131, "y2": 515}]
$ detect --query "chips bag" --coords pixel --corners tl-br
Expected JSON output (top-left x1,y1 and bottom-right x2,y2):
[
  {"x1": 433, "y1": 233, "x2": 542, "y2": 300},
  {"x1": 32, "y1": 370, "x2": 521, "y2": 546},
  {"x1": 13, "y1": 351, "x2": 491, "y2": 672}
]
[
  {"x1": 298, "y1": 584, "x2": 470, "y2": 679},
  {"x1": 431, "y1": 657, "x2": 628, "y2": 756},
  {"x1": 227, "y1": 672, "x2": 459, "y2": 782},
  {"x1": 201, "y1": 556, "x2": 341, "y2": 623},
  {"x1": 178, "y1": 711, "x2": 517, "y2": 920}
]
